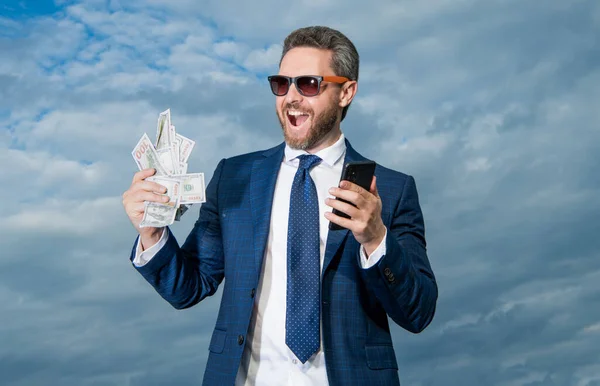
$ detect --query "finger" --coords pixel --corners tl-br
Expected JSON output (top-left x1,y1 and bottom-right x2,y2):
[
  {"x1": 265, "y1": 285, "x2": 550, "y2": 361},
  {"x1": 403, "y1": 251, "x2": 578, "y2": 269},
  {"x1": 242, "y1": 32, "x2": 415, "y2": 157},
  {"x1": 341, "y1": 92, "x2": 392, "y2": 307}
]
[
  {"x1": 325, "y1": 197, "x2": 359, "y2": 218},
  {"x1": 127, "y1": 202, "x2": 146, "y2": 216},
  {"x1": 324, "y1": 211, "x2": 355, "y2": 231},
  {"x1": 339, "y1": 180, "x2": 374, "y2": 201},
  {"x1": 328, "y1": 187, "x2": 364, "y2": 207},
  {"x1": 339, "y1": 180, "x2": 369, "y2": 195},
  {"x1": 134, "y1": 191, "x2": 171, "y2": 204},
  {"x1": 132, "y1": 168, "x2": 156, "y2": 183},
  {"x1": 369, "y1": 176, "x2": 379, "y2": 197},
  {"x1": 136, "y1": 180, "x2": 168, "y2": 194}
]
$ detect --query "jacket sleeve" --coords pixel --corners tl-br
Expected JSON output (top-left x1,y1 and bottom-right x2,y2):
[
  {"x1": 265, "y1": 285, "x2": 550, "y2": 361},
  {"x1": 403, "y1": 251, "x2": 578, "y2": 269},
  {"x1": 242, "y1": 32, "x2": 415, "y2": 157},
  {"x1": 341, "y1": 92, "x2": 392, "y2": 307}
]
[
  {"x1": 360, "y1": 175, "x2": 438, "y2": 333},
  {"x1": 129, "y1": 158, "x2": 226, "y2": 310}
]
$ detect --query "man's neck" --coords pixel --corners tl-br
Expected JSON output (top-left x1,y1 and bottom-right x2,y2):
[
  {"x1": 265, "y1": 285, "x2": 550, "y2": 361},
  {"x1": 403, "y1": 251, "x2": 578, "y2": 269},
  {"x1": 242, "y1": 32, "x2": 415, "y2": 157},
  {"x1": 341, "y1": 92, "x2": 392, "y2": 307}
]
[{"x1": 303, "y1": 128, "x2": 342, "y2": 154}]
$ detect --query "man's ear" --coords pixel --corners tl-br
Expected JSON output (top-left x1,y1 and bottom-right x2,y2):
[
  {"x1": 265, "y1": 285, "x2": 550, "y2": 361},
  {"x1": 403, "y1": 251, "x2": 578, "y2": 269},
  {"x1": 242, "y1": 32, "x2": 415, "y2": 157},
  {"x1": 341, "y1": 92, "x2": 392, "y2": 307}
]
[{"x1": 339, "y1": 80, "x2": 358, "y2": 108}]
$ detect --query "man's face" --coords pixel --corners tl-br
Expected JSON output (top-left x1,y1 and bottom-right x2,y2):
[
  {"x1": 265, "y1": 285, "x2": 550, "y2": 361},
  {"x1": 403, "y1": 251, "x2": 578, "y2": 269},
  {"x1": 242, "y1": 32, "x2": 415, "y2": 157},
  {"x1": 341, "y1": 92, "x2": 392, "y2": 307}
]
[{"x1": 276, "y1": 47, "x2": 341, "y2": 151}]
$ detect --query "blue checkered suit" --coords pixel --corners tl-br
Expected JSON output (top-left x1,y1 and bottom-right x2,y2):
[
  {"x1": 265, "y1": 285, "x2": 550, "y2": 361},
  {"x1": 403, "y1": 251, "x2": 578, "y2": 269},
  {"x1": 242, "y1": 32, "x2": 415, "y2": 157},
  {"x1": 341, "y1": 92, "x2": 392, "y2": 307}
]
[{"x1": 130, "y1": 139, "x2": 438, "y2": 385}]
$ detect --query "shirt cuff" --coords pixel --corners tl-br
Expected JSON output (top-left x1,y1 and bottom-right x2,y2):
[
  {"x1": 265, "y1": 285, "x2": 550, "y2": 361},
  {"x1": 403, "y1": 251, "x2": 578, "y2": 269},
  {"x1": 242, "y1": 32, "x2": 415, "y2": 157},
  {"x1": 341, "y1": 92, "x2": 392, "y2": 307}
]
[
  {"x1": 133, "y1": 228, "x2": 168, "y2": 267},
  {"x1": 359, "y1": 229, "x2": 387, "y2": 269}
]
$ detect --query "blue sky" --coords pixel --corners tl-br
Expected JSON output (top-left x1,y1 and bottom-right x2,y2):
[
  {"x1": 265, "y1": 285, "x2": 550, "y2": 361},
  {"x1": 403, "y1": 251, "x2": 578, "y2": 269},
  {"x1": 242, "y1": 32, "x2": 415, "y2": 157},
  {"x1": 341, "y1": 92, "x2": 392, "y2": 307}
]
[
  {"x1": 1, "y1": 1, "x2": 600, "y2": 385},
  {"x1": 1, "y1": 0, "x2": 59, "y2": 19}
]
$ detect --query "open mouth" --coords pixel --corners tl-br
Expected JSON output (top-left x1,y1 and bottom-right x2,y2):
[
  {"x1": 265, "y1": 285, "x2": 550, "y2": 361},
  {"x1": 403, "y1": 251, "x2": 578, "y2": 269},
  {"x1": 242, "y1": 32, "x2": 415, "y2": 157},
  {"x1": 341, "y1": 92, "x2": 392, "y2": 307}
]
[{"x1": 287, "y1": 110, "x2": 310, "y2": 127}]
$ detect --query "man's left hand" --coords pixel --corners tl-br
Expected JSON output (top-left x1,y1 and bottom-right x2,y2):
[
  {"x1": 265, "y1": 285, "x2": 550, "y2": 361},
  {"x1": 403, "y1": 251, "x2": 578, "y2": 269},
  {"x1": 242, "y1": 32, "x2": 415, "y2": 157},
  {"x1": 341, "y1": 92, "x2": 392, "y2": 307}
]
[{"x1": 325, "y1": 176, "x2": 386, "y2": 257}]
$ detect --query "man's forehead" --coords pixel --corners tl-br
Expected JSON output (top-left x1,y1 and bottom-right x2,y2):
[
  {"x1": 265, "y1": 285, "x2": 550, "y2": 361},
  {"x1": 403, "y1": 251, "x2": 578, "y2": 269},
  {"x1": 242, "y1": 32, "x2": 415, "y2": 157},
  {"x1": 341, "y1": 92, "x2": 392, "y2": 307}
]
[{"x1": 279, "y1": 47, "x2": 334, "y2": 75}]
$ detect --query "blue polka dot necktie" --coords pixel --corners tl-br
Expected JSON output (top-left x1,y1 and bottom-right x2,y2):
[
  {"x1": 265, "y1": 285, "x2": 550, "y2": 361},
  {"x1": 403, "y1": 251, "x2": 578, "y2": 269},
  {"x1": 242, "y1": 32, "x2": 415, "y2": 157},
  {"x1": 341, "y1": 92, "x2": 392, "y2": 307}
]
[{"x1": 286, "y1": 154, "x2": 322, "y2": 363}]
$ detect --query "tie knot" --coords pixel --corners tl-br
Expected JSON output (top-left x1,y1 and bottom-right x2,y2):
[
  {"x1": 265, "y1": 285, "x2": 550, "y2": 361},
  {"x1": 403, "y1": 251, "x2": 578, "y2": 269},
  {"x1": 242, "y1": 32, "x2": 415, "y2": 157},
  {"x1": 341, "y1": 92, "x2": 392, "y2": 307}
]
[{"x1": 297, "y1": 154, "x2": 322, "y2": 171}]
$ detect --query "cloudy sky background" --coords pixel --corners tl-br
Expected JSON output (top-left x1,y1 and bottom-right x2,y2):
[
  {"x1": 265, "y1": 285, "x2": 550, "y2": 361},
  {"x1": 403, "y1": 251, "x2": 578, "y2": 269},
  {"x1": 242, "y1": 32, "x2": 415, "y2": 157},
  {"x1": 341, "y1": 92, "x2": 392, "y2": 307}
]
[{"x1": 1, "y1": 0, "x2": 599, "y2": 385}]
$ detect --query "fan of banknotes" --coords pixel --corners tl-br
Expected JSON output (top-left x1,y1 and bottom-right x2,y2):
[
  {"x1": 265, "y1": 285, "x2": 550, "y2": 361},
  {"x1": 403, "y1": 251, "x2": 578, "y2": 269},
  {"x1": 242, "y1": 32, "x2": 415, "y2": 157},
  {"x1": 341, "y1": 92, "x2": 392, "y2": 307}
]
[{"x1": 131, "y1": 109, "x2": 206, "y2": 227}]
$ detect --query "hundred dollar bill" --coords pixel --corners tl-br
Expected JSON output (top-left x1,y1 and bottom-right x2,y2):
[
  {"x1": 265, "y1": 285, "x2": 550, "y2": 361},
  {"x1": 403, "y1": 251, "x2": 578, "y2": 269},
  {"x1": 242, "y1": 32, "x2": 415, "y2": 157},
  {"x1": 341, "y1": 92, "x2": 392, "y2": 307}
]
[
  {"x1": 179, "y1": 162, "x2": 188, "y2": 175},
  {"x1": 146, "y1": 176, "x2": 181, "y2": 206},
  {"x1": 132, "y1": 133, "x2": 167, "y2": 175},
  {"x1": 176, "y1": 133, "x2": 195, "y2": 164},
  {"x1": 155, "y1": 109, "x2": 172, "y2": 150},
  {"x1": 139, "y1": 202, "x2": 178, "y2": 228},
  {"x1": 156, "y1": 143, "x2": 179, "y2": 176},
  {"x1": 178, "y1": 173, "x2": 206, "y2": 204},
  {"x1": 169, "y1": 124, "x2": 178, "y2": 159},
  {"x1": 174, "y1": 134, "x2": 182, "y2": 153},
  {"x1": 173, "y1": 132, "x2": 182, "y2": 168}
]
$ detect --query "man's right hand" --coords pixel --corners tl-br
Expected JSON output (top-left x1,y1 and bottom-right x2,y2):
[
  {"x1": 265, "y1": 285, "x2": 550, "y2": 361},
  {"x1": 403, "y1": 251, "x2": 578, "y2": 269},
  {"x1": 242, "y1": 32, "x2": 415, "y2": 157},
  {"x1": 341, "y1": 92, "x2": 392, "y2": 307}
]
[{"x1": 122, "y1": 168, "x2": 170, "y2": 249}]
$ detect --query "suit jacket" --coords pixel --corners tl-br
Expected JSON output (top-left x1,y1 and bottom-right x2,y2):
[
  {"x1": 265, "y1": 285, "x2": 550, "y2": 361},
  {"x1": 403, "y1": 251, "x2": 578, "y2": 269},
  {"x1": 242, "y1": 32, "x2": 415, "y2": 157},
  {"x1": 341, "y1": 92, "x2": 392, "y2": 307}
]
[{"x1": 131, "y1": 139, "x2": 438, "y2": 386}]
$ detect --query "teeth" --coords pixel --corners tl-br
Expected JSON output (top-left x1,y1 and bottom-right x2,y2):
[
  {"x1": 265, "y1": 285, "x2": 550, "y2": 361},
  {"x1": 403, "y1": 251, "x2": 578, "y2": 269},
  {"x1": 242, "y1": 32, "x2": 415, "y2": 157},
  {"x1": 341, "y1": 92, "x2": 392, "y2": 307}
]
[{"x1": 287, "y1": 110, "x2": 309, "y2": 116}]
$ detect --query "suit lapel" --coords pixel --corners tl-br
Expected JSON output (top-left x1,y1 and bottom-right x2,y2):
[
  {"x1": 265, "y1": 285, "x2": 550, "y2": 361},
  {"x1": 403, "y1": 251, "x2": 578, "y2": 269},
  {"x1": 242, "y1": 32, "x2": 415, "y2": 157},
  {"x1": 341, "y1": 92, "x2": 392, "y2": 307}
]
[
  {"x1": 322, "y1": 139, "x2": 370, "y2": 277},
  {"x1": 250, "y1": 143, "x2": 285, "y2": 279}
]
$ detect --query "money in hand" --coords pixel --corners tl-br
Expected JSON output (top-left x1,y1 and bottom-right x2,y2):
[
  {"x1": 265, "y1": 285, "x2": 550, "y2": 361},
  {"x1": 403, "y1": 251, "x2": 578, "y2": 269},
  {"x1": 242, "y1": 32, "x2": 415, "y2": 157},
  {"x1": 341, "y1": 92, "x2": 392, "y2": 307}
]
[
  {"x1": 132, "y1": 109, "x2": 203, "y2": 228},
  {"x1": 146, "y1": 176, "x2": 181, "y2": 207},
  {"x1": 140, "y1": 202, "x2": 178, "y2": 228},
  {"x1": 139, "y1": 175, "x2": 181, "y2": 228}
]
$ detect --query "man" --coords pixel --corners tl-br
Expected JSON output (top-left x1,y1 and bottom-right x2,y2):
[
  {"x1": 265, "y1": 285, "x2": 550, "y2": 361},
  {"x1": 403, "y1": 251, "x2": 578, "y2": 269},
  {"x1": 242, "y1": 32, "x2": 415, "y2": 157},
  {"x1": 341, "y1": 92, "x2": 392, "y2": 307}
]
[{"x1": 122, "y1": 26, "x2": 437, "y2": 386}]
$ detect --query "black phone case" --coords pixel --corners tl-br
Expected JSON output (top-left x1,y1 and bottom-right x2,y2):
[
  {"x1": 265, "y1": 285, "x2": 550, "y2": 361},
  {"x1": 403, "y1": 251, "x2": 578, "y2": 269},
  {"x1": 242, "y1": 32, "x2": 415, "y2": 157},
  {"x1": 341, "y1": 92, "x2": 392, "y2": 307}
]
[{"x1": 329, "y1": 160, "x2": 376, "y2": 231}]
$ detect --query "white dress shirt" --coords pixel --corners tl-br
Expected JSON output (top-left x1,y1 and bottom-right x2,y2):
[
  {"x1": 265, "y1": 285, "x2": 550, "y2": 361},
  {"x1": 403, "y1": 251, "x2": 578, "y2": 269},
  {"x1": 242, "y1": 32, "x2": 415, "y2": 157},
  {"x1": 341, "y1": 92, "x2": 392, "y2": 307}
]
[{"x1": 133, "y1": 133, "x2": 387, "y2": 385}]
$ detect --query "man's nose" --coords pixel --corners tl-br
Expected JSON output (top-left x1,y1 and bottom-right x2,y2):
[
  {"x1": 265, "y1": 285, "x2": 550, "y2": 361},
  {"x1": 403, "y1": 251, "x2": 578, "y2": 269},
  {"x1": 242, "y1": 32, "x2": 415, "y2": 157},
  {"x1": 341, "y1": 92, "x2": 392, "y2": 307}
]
[{"x1": 285, "y1": 81, "x2": 303, "y2": 104}]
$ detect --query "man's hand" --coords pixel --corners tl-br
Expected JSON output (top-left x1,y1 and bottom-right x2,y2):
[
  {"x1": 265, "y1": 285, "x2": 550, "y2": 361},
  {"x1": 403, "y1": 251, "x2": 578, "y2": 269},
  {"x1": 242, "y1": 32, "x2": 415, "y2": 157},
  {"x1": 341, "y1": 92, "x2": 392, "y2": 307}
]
[
  {"x1": 324, "y1": 176, "x2": 386, "y2": 257},
  {"x1": 122, "y1": 168, "x2": 169, "y2": 249}
]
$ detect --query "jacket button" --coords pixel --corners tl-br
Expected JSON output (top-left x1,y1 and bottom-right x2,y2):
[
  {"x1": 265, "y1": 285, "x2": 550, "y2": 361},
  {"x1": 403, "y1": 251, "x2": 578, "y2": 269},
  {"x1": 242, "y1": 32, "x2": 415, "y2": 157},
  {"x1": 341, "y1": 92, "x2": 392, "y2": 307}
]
[
  {"x1": 384, "y1": 267, "x2": 392, "y2": 276},
  {"x1": 250, "y1": 288, "x2": 255, "y2": 298},
  {"x1": 388, "y1": 274, "x2": 396, "y2": 283},
  {"x1": 238, "y1": 335, "x2": 244, "y2": 345}
]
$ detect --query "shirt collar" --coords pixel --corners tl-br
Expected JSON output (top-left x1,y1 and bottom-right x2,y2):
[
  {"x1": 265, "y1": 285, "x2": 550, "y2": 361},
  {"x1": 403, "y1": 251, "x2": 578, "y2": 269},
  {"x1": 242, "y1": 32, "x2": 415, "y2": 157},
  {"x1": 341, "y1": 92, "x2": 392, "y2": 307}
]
[{"x1": 284, "y1": 133, "x2": 346, "y2": 168}]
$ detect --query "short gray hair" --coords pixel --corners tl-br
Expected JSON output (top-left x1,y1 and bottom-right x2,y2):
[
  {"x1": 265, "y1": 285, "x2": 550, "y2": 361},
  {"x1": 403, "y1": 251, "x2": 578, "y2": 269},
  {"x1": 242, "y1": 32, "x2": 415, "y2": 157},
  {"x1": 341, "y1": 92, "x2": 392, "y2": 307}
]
[{"x1": 280, "y1": 26, "x2": 359, "y2": 121}]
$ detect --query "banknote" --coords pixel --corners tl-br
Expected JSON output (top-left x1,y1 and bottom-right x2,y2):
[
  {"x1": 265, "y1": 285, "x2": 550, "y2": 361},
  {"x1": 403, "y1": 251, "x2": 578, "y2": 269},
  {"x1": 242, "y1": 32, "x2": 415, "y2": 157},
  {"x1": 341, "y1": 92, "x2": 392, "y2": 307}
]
[
  {"x1": 132, "y1": 133, "x2": 167, "y2": 175},
  {"x1": 174, "y1": 132, "x2": 183, "y2": 167},
  {"x1": 169, "y1": 124, "x2": 178, "y2": 158},
  {"x1": 176, "y1": 133, "x2": 195, "y2": 164},
  {"x1": 178, "y1": 173, "x2": 206, "y2": 204},
  {"x1": 139, "y1": 202, "x2": 178, "y2": 228},
  {"x1": 179, "y1": 162, "x2": 188, "y2": 174},
  {"x1": 155, "y1": 109, "x2": 172, "y2": 150},
  {"x1": 174, "y1": 134, "x2": 182, "y2": 152},
  {"x1": 157, "y1": 144, "x2": 179, "y2": 176}
]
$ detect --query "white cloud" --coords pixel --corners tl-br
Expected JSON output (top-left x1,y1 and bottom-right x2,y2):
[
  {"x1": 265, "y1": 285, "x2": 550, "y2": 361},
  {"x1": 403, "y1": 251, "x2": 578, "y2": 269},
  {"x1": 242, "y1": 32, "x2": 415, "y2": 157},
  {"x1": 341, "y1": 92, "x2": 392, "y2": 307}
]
[
  {"x1": 2, "y1": 196, "x2": 122, "y2": 235},
  {"x1": 582, "y1": 323, "x2": 600, "y2": 334},
  {"x1": 465, "y1": 157, "x2": 491, "y2": 172},
  {"x1": 494, "y1": 286, "x2": 582, "y2": 316},
  {"x1": 574, "y1": 365, "x2": 600, "y2": 386},
  {"x1": 243, "y1": 44, "x2": 282, "y2": 72},
  {"x1": 25, "y1": 102, "x2": 158, "y2": 149},
  {"x1": 213, "y1": 40, "x2": 250, "y2": 62},
  {"x1": 1, "y1": 148, "x2": 105, "y2": 184},
  {"x1": 439, "y1": 313, "x2": 481, "y2": 333}
]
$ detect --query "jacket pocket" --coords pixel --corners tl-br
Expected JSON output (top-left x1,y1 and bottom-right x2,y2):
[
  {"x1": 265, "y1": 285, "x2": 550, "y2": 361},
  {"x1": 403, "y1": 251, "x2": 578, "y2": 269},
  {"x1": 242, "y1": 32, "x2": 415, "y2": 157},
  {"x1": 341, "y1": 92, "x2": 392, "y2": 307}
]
[
  {"x1": 208, "y1": 329, "x2": 227, "y2": 354},
  {"x1": 365, "y1": 344, "x2": 398, "y2": 370}
]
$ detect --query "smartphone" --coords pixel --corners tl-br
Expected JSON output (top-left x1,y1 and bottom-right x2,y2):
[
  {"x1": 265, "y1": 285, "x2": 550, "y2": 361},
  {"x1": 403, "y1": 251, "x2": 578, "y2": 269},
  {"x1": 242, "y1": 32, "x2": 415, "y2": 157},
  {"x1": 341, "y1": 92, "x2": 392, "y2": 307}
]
[{"x1": 329, "y1": 160, "x2": 376, "y2": 231}]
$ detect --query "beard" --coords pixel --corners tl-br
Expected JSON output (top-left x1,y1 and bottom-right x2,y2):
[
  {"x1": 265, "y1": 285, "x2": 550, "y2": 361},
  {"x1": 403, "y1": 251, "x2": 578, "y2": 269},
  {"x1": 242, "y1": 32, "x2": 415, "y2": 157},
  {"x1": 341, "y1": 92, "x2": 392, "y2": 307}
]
[{"x1": 277, "y1": 100, "x2": 340, "y2": 151}]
